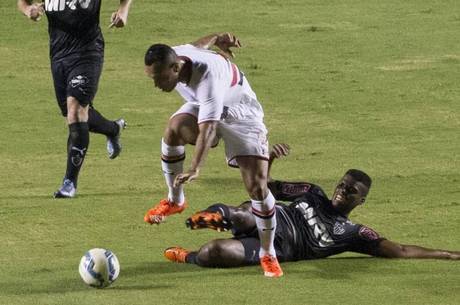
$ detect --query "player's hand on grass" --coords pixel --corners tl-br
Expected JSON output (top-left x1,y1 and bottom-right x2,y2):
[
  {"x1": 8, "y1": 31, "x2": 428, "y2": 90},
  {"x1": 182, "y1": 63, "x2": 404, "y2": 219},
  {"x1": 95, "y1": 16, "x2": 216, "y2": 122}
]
[
  {"x1": 109, "y1": 9, "x2": 128, "y2": 28},
  {"x1": 24, "y1": 2, "x2": 44, "y2": 21},
  {"x1": 174, "y1": 169, "x2": 200, "y2": 187},
  {"x1": 215, "y1": 33, "x2": 241, "y2": 59},
  {"x1": 270, "y1": 143, "x2": 290, "y2": 160}
]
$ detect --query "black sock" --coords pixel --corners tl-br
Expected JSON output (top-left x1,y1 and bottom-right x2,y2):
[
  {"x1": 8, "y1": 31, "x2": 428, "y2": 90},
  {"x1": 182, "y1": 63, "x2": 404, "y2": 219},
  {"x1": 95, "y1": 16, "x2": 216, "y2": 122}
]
[
  {"x1": 185, "y1": 251, "x2": 198, "y2": 264},
  {"x1": 65, "y1": 122, "x2": 89, "y2": 187},
  {"x1": 88, "y1": 108, "x2": 118, "y2": 137}
]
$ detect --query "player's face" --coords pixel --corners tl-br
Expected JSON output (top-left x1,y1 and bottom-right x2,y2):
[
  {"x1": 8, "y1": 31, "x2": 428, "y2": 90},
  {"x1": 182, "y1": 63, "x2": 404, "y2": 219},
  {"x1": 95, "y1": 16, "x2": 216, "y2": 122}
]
[
  {"x1": 144, "y1": 62, "x2": 179, "y2": 92},
  {"x1": 331, "y1": 174, "x2": 368, "y2": 215}
]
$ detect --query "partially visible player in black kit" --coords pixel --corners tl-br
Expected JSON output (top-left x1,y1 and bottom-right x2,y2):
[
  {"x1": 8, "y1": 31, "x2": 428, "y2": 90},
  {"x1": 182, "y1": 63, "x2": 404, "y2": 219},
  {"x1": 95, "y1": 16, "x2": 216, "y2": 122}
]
[{"x1": 17, "y1": 0, "x2": 133, "y2": 198}]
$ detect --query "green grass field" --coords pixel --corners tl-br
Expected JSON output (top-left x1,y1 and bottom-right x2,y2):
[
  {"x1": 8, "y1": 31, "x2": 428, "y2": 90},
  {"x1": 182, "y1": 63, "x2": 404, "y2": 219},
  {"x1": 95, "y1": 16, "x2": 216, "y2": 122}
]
[{"x1": 1, "y1": 0, "x2": 459, "y2": 304}]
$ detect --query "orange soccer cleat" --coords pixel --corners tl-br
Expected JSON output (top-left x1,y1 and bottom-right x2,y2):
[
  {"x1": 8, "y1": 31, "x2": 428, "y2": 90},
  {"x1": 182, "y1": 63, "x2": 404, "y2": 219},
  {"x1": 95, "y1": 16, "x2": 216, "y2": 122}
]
[
  {"x1": 144, "y1": 199, "x2": 187, "y2": 224},
  {"x1": 185, "y1": 211, "x2": 230, "y2": 232},
  {"x1": 260, "y1": 254, "x2": 284, "y2": 278},
  {"x1": 164, "y1": 247, "x2": 190, "y2": 263}
]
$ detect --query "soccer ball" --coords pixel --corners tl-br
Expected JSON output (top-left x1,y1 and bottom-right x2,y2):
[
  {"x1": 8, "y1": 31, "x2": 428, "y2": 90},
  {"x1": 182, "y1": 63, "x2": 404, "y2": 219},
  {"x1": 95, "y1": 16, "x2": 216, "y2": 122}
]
[{"x1": 78, "y1": 248, "x2": 120, "y2": 288}]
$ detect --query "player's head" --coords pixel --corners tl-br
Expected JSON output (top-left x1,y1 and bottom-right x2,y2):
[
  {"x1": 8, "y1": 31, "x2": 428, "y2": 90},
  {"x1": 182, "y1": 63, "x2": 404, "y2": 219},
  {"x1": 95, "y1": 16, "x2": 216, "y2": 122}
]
[
  {"x1": 331, "y1": 169, "x2": 372, "y2": 215},
  {"x1": 144, "y1": 44, "x2": 180, "y2": 92}
]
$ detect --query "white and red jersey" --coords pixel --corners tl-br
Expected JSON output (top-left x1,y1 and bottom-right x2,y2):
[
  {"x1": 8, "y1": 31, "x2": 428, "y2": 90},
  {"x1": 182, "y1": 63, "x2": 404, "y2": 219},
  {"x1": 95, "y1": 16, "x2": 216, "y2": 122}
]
[{"x1": 173, "y1": 44, "x2": 263, "y2": 124}]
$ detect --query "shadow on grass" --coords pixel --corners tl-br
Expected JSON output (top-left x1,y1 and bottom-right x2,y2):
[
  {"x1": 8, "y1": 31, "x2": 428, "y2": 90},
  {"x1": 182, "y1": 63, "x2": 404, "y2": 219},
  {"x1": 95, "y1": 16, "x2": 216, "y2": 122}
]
[
  {"x1": 125, "y1": 257, "x2": 426, "y2": 281},
  {"x1": 121, "y1": 258, "x2": 395, "y2": 281},
  {"x1": 122, "y1": 261, "x2": 258, "y2": 278}
]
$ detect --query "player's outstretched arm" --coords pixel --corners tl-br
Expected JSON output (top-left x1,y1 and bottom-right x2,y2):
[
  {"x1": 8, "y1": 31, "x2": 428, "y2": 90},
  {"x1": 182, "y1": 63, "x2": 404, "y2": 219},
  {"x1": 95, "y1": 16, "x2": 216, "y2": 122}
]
[
  {"x1": 192, "y1": 33, "x2": 241, "y2": 59},
  {"x1": 375, "y1": 239, "x2": 460, "y2": 260},
  {"x1": 17, "y1": 0, "x2": 44, "y2": 21},
  {"x1": 109, "y1": 0, "x2": 133, "y2": 28},
  {"x1": 173, "y1": 121, "x2": 218, "y2": 186}
]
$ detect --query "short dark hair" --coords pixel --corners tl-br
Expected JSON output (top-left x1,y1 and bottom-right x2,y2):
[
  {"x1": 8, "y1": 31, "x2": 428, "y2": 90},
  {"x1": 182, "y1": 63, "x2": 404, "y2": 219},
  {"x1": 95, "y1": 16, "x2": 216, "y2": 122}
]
[
  {"x1": 345, "y1": 169, "x2": 372, "y2": 189},
  {"x1": 144, "y1": 44, "x2": 177, "y2": 66}
]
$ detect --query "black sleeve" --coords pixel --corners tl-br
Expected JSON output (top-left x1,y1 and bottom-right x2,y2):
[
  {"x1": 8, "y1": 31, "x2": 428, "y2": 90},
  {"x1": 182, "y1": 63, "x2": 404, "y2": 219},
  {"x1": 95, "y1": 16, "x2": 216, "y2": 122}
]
[
  {"x1": 348, "y1": 225, "x2": 386, "y2": 256},
  {"x1": 268, "y1": 180, "x2": 328, "y2": 201}
]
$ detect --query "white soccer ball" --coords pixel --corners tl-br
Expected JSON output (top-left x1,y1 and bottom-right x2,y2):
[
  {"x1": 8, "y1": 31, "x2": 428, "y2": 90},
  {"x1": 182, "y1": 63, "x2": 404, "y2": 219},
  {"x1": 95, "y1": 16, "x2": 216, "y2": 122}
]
[{"x1": 78, "y1": 248, "x2": 120, "y2": 288}]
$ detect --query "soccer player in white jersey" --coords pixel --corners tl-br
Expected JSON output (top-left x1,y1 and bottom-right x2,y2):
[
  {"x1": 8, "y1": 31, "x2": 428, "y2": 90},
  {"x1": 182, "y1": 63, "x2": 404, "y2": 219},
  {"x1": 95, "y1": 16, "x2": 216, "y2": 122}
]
[{"x1": 143, "y1": 33, "x2": 283, "y2": 277}]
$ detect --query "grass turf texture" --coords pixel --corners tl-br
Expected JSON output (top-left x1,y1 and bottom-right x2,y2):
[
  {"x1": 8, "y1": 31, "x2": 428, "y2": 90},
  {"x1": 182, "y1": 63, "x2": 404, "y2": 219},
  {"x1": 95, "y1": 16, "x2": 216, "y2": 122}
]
[{"x1": 1, "y1": 0, "x2": 459, "y2": 304}]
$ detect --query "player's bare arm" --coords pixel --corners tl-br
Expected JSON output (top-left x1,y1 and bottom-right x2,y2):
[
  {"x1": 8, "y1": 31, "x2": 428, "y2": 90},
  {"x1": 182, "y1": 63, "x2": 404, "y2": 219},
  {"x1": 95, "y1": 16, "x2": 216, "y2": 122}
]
[
  {"x1": 17, "y1": 0, "x2": 44, "y2": 21},
  {"x1": 375, "y1": 239, "x2": 460, "y2": 260},
  {"x1": 174, "y1": 120, "x2": 218, "y2": 187},
  {"x1": 192, "y1": 33, "x2": 241, "y2": 59},
  {"x1": 109, "y1": 0, "x2": 133, "y2": 28},
  {"x1": 268, "y1": 143, "x2": 290, "y2": 181}
]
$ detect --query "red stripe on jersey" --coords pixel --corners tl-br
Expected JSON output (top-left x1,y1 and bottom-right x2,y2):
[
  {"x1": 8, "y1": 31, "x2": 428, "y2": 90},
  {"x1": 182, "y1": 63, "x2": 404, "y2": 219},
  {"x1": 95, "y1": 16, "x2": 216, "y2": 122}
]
[{"x1": 230, "y1": 63, "x2": 239, "y2": 87}]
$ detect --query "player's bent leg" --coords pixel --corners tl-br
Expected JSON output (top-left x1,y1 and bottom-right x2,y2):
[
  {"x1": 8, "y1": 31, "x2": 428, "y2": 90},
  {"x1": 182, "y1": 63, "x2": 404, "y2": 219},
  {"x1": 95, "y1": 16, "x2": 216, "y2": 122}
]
[
  {"x1": 145, "y1": 113, "x2": 199, "y2": 224},
  {"x1": 87, "y1": 108, "x2": 127, "y2": 159},
  {"x1": 237, "y1": 156, "x2": 283, "y2": 277}
]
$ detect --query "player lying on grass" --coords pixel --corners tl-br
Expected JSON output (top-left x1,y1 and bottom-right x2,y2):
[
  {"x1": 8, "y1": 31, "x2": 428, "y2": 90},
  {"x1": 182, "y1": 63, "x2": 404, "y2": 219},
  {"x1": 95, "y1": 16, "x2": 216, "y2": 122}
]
[{"x1": 164, "y1": 144, "x2": 460, "y2": 270}]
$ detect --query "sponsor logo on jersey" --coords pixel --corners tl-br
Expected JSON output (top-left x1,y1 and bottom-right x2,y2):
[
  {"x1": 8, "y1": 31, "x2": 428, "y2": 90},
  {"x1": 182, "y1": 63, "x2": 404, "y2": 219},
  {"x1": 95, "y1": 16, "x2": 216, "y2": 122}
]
[
  {"x1": 45, "y1": 0, "x2": 92, "y2": 12},
  {"x1": 295, "y1": 201, "x2": 334, "y2": 247},
  {"x1": 282, "y1": 183, "x2": 312, "y2": 195},
  {"x1": 358, "y1": 226, "x2": 380, "y2": 241},
  {"x1": 333, "y1": 222, "x2": 346, "y2": 235}
]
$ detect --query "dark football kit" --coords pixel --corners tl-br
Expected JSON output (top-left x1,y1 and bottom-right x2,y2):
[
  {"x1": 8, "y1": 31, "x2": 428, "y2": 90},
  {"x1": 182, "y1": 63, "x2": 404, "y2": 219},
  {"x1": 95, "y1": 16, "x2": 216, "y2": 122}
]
[
  {"x1": 236, "y1": 180, "x2": 385, "y2": 264},
  {"x1": 44, "y1": 0, "x2": 104, "y2": 115}
]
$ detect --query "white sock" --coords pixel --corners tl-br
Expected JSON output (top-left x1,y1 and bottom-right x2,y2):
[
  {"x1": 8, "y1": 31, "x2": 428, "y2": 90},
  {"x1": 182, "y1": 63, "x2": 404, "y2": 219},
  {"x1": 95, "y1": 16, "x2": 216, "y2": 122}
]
[
  {"x1": 251, "y1": 191, "x2": 277, "y2": 257},
  {"x1": 161, "y1": 138, "x2": 185, "y2": 205}
]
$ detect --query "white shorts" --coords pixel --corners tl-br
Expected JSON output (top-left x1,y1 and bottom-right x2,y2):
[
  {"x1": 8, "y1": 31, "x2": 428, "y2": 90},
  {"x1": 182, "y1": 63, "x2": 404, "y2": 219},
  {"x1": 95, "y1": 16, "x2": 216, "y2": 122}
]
[{"x1": 171, "y1": 103, "x2": 269, "y2": 167}]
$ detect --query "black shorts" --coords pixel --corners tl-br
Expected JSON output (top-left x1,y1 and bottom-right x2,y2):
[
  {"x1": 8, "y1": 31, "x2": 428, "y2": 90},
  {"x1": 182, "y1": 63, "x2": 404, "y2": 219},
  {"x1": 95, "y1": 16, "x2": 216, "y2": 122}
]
[
  {"x1": 236, "y1": 206, "x2": 298, "y2": 264},
  {"x1": 51, "y1": 54, "x2": 103, "y2": 116}
]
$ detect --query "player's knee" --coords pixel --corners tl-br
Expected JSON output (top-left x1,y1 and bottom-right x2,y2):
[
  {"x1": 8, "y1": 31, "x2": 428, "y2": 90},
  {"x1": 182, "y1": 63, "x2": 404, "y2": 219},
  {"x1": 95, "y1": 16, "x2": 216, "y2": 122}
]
[
  {"x1": 66, "y1": 97, "x2": 88, "y2": 123},
  {"x1": 164, "y1": 114, "x2": 199, "y2": 145},
  {"x1": 163, "y1": 125, "x2": 181, "y2": 145},
  {"x1": 67, "y1": 106, "x2": 79, "y2": 123},
  {"x1": 196, "y1": 240, "x2": 225, "y2": 267}
]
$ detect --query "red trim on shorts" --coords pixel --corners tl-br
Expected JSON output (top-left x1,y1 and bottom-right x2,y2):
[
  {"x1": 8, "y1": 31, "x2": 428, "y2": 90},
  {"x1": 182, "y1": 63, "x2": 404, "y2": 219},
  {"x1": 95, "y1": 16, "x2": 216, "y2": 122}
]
[{"x1": 227, "y1": 155, "x2": 270, "y2": 168}]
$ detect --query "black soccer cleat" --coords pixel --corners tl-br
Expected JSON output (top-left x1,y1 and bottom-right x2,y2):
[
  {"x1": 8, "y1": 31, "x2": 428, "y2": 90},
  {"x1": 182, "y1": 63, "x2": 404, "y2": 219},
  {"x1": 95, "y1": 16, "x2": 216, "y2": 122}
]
[{"x1": 185, "y1": 211, "x2": 231, "y2": 232}]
